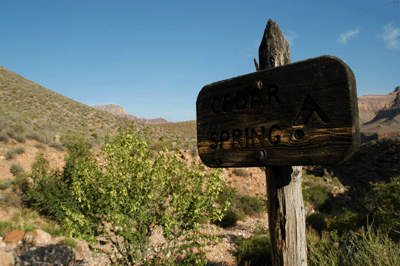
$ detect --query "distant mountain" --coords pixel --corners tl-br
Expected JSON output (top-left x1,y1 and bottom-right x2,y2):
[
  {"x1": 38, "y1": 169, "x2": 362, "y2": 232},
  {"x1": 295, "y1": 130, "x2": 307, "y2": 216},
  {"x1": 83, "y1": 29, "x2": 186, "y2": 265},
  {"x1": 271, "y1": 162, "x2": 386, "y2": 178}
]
[
  {"x1": 357, "y1": 91, "x2": 397, "y2": 125},
  {"x1": 361, "y1": 88, "x2": 400, "y2": 141},
  {"x1": 93, "y1": 104, "x2": 168, "y2": 125}
]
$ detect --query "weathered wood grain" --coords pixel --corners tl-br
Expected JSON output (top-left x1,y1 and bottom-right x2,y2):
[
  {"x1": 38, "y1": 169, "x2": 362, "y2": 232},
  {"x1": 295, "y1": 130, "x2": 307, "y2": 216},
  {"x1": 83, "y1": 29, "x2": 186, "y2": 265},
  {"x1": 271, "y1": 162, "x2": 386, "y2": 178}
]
[
  {"x1": 196, "y1": 55, "x2": 359, "y2": 167},
  {"x1": 260, "y1": 18, "x2": 307, "y2": 266}
]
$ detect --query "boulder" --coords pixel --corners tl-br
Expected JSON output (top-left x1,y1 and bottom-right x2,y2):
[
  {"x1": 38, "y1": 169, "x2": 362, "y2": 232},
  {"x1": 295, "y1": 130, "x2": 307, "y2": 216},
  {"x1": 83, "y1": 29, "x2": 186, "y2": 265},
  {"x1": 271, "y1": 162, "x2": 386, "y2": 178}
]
[
  {"x1": 33, "y1": 229, "x2": 51, "y2": 245},
  {"x1": 0, "y1": 249, "x2": 14, "y2": 266},
  {"x1": 23, "y1": 231, "x2": 37, "y2": 246},
  {"x1": 3, "y1": 229, "x2": 24, "y2": 245}
]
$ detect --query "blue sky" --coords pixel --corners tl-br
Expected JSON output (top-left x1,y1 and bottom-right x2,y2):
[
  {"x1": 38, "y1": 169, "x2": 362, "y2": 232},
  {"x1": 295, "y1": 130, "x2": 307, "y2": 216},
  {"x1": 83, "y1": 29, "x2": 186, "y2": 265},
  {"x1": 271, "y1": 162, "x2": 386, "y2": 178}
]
[{"x1": 0, "y1": 0, "x2": 399, "y2": 122}]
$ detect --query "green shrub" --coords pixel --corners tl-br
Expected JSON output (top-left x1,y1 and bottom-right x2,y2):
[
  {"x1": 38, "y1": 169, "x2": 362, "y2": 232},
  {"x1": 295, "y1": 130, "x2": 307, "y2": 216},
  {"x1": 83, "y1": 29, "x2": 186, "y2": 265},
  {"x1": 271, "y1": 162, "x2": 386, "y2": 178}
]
[
  {"x1": 26, "y1": 153, "x2": 67, "y2": 221},
  {"x1": 26, "y1": 132, "x2": 44, "y2": 143},
  {"x1": 50, "y1": 141, "x2": 65, "y2": 151},
  {"x1": 214, "y1": 209, "x2": 241, "y2": 228},
  {"x1": 307, "y1": 229, "x2": 340, "y2": 266},
  {"x1": 34, "y1": 143, "x2": 46, "y2": 149},
  {"x1": 12, "y1": 173, "x2": 30, "y2": 193},
  {"x1": 328, "y1": 208, "x2": 366, "y2": 236},
  {"x1": 366, "y1": 176, "x2": 400, "y2": 231},
  {"x1": 10, "y1": 163, "x2": 24, "y2": 176},
  {"x1": 91, "y1": 132, "x2": 98, "y2": 139},
  {"x1": 232, "y1": 233, "x2": 272, "y2": 266},
  {"x1": 0, "y1": 191, "x2": 21, "y2": 207},
  {"x1": 216, "y1": 185, "x2": 236, "y2": 205},
  {"x1": 0, "y1": 221, "x2": 12, "y2": 238},
  {"x1": 148, "y1": 140, "x2": 166, "y2": 151},
  {"x1": 64, "y1": 238, "x2": 77, "y2": 249},
  {"x1": 12, "y1": 124, "x2": 26, "y2": 133},
  {"x1": 15, "y1": 135, "x2": 26, "y2": 143},
  {"x1": 191, "y1": 148, "x2": 199, "y2": 157},
  {"x1": 239, "y1": 195, "x2": 267, "y2": 216},
  {"x1": 1, "y1": 179, "x2": 12, "y2": 190},
  {"x1": 307, "y1": 226, "x2": 400, "y2": 266},
  {"x1": 303, "y1": 184, "x2": 329, "y2": 210},
  {"x1": 0, "y1": 133, "x2": 9, "y2": 143},
  {"x1": 14, "y1": 147, "x2": 25, "y2": 154},
  {"x1": 28, "y1": 123, "x2": 230, "y2": 265},
  {"x1": 234, "y1": 168, "x2": 250, "y2": 177},
  {"x1": 307, "y1": 213, "x2": 327, "y2": 234},
  {"x1": 214, "y1": 185, "x2": 266, "y2": 227},
  {"x1": 6, "y1": 128, "x2": 16, "y2": 138},
  {"x1": 5, "y1": 149, "x2": 16, "y2": 160},
  {"x1": 343, "y1": 226, "x2": 400, "y2": 265}
]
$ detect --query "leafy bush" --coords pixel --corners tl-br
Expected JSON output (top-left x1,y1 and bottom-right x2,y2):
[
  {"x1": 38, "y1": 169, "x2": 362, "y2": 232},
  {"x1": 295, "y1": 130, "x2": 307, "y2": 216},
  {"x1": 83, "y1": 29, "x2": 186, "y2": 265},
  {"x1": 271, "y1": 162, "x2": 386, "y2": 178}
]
[
  {"x1": 34, "y1": 143, "x2": 46, "y2": 149},
  {"x1": 6, "y1": 128, "x2": 16, "y2": 138},
  {"x1": 5, "y1": 149, "x2": 15, "y2": 160},
  {"x1": 238, "y1": 195, "x2": 267, "y2": 216},
  {"x1": 50, "y1": 141, "x2": 65, "y2": 151},
  {"x1": 307, "y1": 229, "x2": 340, "y2": 266},
  {"x1": 0, "y1": 133, "x2": 9, "y2": 143},
  {"x1": 148, "y1": 140, "x2": 166, "y2": 151},
  {"x1": 307, "y1": 213, "x2": 327, "y2": 234},
  {"x1": 232, "y1": 232, "x2": 272, "y2": 266},
  {"x1": 213, "y1": 209, "x2": 242, "y2": 228},
  {"x1": 1, "y1": 179, "x2": 12, "y2": 190},
  {"x1": 12, "y1": 173, "x2": 30, "y2": 193},
  {"x1": 191, "y1": 147, "x2": 199, "y2": 157},
  {"x1": 216, "y1": 184, "x2": 236, "y2": 205},
  {"x1": 213, "y1": 185, "x2": 266, "y2": 228},
  {"x1": 328, "y1": 208, "x2": 366, "y2": 236},
  {"x1": 26, "y1": 132, "x2": 44, "y2": 143},
  {"x1": 27, "y1": 123, "x2": 230, "y2": 265},
  {"x1": 26, "y1": 153, "x2": 67, "y2": 221},
  {"x1": 14, "y1": 147, "x2": 25, "y2": 154},
  {"x1": 64, "y1": 238, "x2": 77, "y2": 249},
  {"x1": 0, "y1": 221, "x2": 12, "y2": 238},
  {"x1": 307, "y1": 226, "x2": 400, "y2": 266},
  {"x1": 13, "y1": 123, "x2": 26, "y2": 133},
  {"x1": 303, "y1": 184, "x2": 329, "y2": 210},
  {"x1": 15, "y1": 135, "x2": 26, "y2": 143},
  {"x1": 10, "y1": 163, "x2": 24, "y2": 176},
  {"x1": 366, "y1": 176, "x2": 400, "y2": 231},
  {"x1": 343, "y1": 226, "x2": 400, "y2": 265},
  {"x1": 0, "y1": 191, "x2": 21, "y2": 207},
  {"x1": 234, "y1": 168, "x2": 250, "y2": 177}
]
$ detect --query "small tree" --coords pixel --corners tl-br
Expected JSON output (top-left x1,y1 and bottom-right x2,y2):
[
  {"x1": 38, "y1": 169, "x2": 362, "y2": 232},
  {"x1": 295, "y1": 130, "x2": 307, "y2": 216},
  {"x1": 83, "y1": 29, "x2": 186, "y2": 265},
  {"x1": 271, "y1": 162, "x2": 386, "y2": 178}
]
[{"x1": 60, "y1": 122, "x2": 231, "y2": 265}]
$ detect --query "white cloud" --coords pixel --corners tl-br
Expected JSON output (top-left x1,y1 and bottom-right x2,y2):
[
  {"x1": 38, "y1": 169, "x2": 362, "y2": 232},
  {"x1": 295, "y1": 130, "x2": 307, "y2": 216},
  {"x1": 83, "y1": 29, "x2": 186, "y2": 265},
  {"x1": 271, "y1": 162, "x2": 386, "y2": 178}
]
[
  {"x1": 377, "y1": 21, "x2": 400, "y2": 50},
  {"x1": 338, "y1": 29, "x2": 360, "y2": 44},
  {"x1": 284, "y1": 30, "x2": 298, "y2": 47}
]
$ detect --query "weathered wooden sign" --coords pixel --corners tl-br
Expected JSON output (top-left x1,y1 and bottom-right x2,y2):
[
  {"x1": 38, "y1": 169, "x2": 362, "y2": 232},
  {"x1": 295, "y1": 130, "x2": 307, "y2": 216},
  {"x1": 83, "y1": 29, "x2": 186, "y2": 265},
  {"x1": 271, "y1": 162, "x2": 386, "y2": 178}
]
[{"x1": 196, "y1": 55, "x2": 360, "y2": 167}]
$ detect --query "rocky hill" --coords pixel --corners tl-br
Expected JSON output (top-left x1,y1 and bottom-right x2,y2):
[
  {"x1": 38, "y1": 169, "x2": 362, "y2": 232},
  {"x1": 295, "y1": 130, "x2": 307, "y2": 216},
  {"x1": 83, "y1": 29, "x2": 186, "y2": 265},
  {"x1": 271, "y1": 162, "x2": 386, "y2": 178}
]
[
  {"x1": 93, "y1": 104, "x2": 168, "y2": 125},
  {"x1": 360, "y1": 87, "x2": 400, "y2": 141},
  {"x1": 357, "y1": 90, "x2": 397, "y2": 124},
  {"x1": 358, "y1": 86, "x2": 400, "y2": 142}
]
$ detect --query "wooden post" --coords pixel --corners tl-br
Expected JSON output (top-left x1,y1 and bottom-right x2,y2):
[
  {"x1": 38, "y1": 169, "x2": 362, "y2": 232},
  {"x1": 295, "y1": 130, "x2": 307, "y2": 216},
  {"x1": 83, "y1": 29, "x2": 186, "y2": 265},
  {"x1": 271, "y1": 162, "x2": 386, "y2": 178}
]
[
  {"x1": 197, "y1": 17, "x2": 359, "y2": 266},
  {"x1": 259, "y1": 19, "x2": 307, "y2": 266}
]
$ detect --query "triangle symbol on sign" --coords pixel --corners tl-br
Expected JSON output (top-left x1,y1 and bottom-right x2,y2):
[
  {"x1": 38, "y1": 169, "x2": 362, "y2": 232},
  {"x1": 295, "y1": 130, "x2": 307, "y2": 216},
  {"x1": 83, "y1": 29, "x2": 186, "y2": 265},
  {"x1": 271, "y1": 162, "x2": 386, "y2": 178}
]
[{"x1": 292, "y1": 95, "x2": 330, "y2": 126}]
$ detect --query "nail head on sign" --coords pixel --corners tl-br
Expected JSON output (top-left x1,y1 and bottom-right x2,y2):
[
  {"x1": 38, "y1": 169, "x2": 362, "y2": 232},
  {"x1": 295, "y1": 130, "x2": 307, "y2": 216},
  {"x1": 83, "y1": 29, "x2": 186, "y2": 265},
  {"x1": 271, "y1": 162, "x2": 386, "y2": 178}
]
[
  {"x1": 294, "y1": 129, "x2": 305, "y2": 140},
  {"x1": 255, "y1": 149, "x2": 267, "y2": 161}
]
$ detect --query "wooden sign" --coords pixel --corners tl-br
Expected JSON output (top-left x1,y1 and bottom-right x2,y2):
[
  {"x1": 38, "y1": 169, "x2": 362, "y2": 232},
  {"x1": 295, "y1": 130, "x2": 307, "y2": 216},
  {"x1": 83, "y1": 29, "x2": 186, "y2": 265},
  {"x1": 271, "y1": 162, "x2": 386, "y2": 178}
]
[{"x1": 196, "y1": 55, "x2": 360, "y2": 167}]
